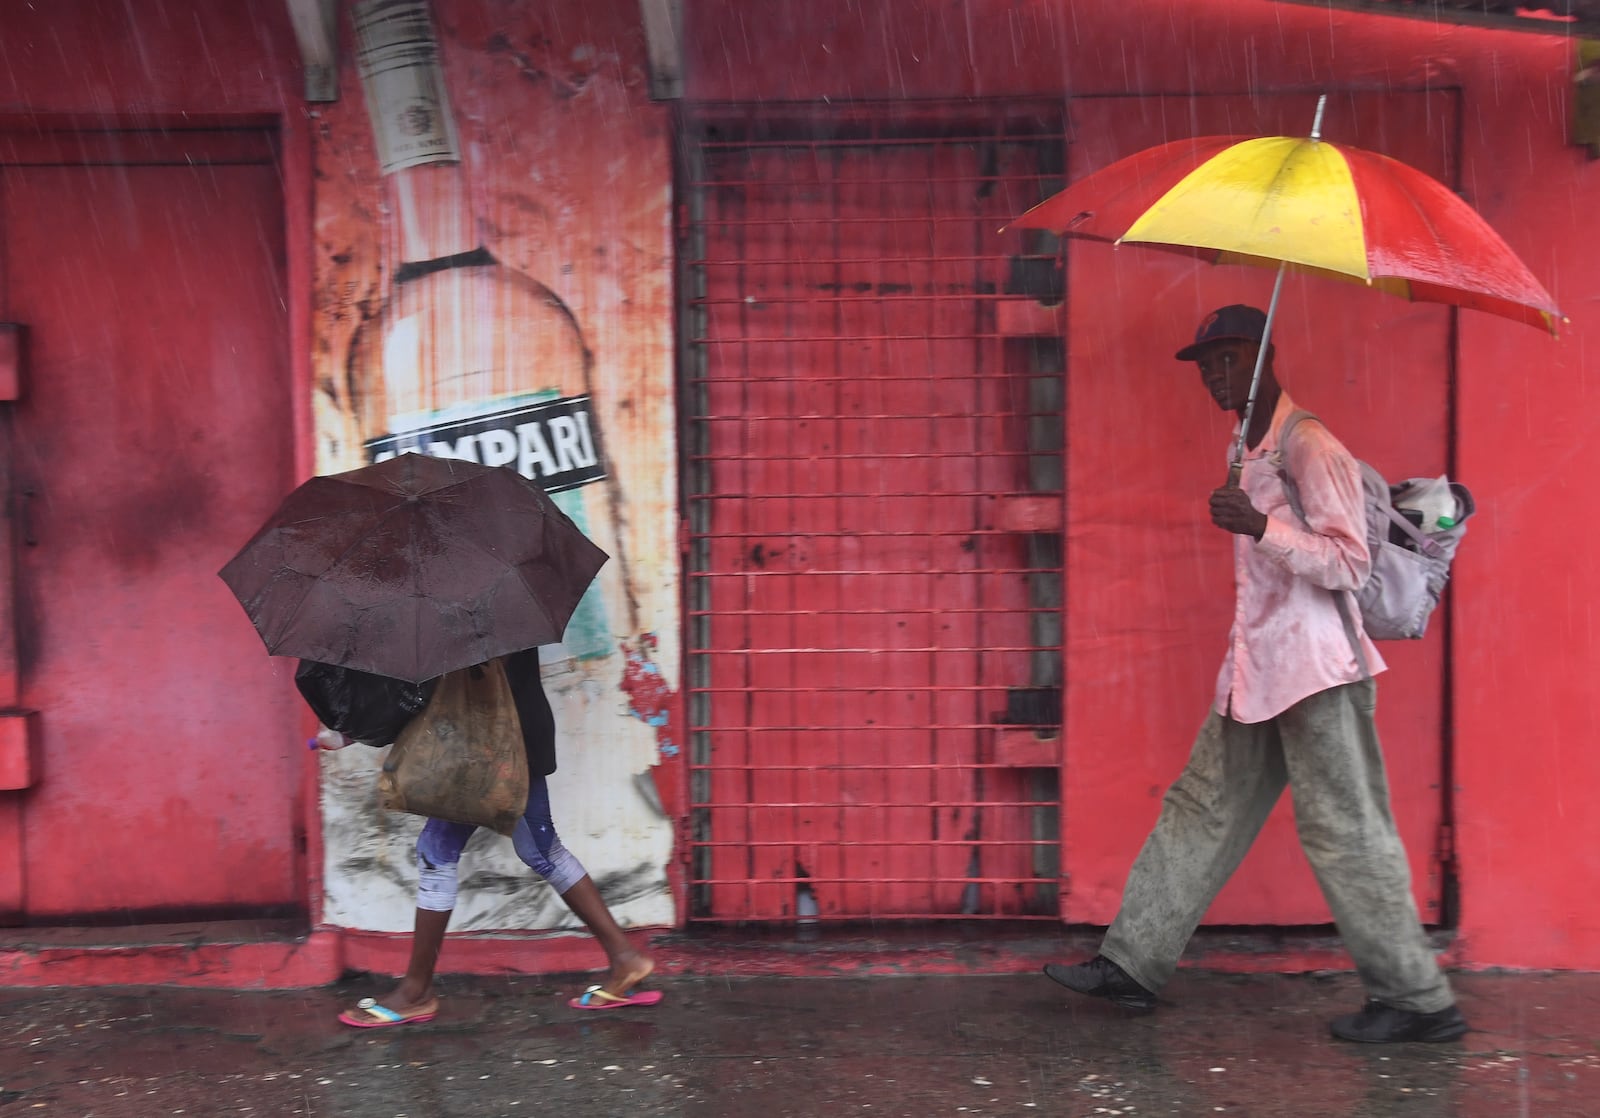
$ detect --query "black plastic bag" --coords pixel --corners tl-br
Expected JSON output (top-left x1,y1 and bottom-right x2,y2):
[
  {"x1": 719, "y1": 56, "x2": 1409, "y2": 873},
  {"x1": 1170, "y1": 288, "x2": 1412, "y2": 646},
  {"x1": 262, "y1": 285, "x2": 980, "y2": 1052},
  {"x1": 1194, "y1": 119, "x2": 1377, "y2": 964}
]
[{"x1": 294, "y1": 660, "x2": 438, "y2": 746}]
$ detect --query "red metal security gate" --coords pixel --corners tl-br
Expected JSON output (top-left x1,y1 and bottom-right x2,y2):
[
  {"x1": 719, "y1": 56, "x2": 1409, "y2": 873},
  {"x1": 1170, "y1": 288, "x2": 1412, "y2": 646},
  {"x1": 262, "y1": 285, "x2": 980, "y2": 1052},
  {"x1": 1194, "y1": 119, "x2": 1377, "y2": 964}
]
[{"x1": 680, "y1": 103, "x2": 1067, "y2": 923}]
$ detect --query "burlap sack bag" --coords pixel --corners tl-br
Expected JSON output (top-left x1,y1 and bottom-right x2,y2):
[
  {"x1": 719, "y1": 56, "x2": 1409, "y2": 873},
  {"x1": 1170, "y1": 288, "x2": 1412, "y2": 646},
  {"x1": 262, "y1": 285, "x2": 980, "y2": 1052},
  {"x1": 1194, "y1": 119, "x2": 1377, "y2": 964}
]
[{"x1": 378, "y1": 657, "x2": 529, "y2": 836}]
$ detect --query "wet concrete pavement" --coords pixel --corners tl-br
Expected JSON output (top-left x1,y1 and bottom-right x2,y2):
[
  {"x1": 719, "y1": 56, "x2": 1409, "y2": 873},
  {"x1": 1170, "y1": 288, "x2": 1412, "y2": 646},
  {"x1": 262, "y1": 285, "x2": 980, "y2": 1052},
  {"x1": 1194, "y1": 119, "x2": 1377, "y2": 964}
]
[{"x1": 3, "y1": 969, "x2": 1598, "y2": 1117}]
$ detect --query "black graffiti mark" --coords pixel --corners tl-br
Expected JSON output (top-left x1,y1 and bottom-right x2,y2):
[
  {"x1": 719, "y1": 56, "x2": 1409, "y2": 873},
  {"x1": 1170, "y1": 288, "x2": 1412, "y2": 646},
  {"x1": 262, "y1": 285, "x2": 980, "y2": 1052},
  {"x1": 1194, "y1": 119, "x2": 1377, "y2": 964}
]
[
  {"x1": 458, "y1": 869, "x2": 536, "y2": 896},
  {"x1": 594, "y1": 862, "x2": 669, "y2": 908},
  {"x1": 482, "y1": 32, "x2": 593, "y2": 100},
  {"x1": 449, "y1": 861, "x2": 664, "y2": 932}
]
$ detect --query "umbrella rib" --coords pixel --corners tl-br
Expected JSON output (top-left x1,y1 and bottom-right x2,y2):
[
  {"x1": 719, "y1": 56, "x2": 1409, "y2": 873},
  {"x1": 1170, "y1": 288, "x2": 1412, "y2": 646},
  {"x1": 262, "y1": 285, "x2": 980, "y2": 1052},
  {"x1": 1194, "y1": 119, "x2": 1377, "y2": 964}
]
[
  {"x1": 1011, "y1": 133, "x2": 1557, "y2": 327},
  {"x1": 295, "y1": 485, "x2": 412, "y2": 577},
  {"x1": 453, "y1": 526, "x2": 569, "y2": 643},
  {"x1": 1248, "y1": 141, "x2": 1366, "y2": 278},
  {"x1": 1129, "y1": 138, "x2": 1369, "y2": 277},
  {"x1": 1361, "y1": 152, "x2": 1552, "y2": 312},
  {"x1": 231, "y1": 459, "x2": 594, "y2": 680},
  {"x1": 402, "y1": 524, "x2": 574, "y2": 669},
  {"x1": 313, "y1": 469, "x2": 502, "y2": 578},
  {"x1": 263, "y1": 493, "x2": 429, "y2": 670},
  {"x1": 341, "y1": 493, "x2": 569, "y2": 671},
  {"x1": 1377, "y1": 161, "x2": 1456, "y2": 285}
]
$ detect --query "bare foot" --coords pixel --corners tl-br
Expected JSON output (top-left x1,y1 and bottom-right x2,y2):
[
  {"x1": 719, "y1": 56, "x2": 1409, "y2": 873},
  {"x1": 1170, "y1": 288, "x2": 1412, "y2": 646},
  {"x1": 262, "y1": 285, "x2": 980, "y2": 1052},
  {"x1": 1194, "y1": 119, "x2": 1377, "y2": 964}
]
[
  {"x1": 337, "y1": 982, "x2": 440, "y2": 1027},
  {"x1": 597, "y1": 949, "x2": 655, "y2": 998},
  {"x1": 377, "y1": 980, "x2": 436, "y2": 1014}
]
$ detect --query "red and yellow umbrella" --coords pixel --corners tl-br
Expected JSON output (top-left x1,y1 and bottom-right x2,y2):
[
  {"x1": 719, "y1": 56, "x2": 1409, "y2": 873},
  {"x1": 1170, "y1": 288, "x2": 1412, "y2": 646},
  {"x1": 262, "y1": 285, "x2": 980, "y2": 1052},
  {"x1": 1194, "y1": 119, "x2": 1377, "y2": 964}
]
[
  {"x1": 1006, "y1": 129, "x2": 1562, "y2": 333},
  {"x1": 1005, "y1": 97, "x2": 1562, "y2": 469}
]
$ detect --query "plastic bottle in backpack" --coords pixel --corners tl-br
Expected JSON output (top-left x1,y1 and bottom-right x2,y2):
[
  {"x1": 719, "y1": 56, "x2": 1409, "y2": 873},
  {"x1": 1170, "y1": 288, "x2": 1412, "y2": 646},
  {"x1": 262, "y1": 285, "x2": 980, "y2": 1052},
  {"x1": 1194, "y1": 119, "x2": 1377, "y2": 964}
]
[{"x1": 1392, "y1": 475, "x2": 1459, "y2": 544}]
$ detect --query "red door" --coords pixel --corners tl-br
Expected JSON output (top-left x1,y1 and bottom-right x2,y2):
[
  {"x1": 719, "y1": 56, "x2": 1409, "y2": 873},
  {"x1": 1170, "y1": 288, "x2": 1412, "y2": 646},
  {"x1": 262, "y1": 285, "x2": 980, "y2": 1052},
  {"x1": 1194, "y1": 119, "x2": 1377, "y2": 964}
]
[
  {"x1": 0, "y1": 129, "x2": 302, "y2": 923},
  {"x1": 1063, "y1": 92, "x2": 1457, "y2": 926}
]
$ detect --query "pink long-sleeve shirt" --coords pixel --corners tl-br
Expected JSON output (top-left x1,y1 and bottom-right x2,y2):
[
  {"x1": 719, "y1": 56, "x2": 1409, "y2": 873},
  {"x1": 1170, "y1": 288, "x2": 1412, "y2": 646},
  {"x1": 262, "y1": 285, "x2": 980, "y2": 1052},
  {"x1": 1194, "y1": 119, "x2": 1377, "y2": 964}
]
[{"x1": 1213, "y1": 392, "x2": 1385, "y2": 724}]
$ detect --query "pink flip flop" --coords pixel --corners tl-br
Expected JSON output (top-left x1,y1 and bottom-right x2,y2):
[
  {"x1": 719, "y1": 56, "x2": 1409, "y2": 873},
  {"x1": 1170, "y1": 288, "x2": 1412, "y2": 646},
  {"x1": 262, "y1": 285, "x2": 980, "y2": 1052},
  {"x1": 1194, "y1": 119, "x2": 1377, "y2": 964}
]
[
  {"x1": 567, "y1": 984, "x2": 665, "y2": 1011},
  {"x1": 337, "y1": 997, "x2": 439, "y2": 1028}
]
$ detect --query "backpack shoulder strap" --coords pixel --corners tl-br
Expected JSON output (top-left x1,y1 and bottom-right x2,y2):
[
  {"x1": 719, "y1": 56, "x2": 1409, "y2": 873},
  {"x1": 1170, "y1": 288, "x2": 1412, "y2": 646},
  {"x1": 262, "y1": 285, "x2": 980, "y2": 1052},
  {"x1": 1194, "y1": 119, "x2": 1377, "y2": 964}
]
[
  {"x1": 1277, "y1": 408, "x2": 1319, "y2": 457},
  {"x1": 1287, "y1": 413, "x2": 1444, "y2": 560},
  {"x1": 1274, "y1": 409, "x2": 1319, "y2": 522},
  {"x1": 1270, "y1": 408, "x2": 1372, "y2": 680}
]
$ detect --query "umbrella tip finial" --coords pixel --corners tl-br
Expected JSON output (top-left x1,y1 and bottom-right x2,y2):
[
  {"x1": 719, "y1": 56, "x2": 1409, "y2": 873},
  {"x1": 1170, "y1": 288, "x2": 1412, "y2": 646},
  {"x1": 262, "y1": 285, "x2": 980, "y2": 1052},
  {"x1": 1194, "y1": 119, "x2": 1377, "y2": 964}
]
[{"x1": 1311, "y1": 94, "x2": 1328, "y2": 142}]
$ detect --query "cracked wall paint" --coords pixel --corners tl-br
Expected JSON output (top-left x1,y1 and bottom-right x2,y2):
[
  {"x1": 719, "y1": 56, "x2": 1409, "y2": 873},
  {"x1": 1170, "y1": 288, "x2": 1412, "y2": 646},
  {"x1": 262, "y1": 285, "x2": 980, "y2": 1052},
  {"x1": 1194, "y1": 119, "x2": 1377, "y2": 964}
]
[{"x1": 620, "y1": 633, "x2": 679, "y2": 761}]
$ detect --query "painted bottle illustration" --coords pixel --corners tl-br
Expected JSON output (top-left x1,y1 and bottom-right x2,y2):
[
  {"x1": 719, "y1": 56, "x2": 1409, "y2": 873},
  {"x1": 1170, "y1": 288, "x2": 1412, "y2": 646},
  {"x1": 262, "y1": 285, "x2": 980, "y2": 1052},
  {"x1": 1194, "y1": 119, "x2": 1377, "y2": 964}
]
[{"x1": 350, "y1": 0, "x2": 616, "y2": 663}]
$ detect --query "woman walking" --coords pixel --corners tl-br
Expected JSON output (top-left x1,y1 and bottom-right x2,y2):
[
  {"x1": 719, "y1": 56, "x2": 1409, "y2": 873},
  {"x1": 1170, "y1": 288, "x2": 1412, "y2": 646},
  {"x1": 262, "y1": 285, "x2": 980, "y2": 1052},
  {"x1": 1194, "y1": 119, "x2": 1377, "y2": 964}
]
[{"x1": 331, "y1": 647, "x2": 660, "y2": 1027}]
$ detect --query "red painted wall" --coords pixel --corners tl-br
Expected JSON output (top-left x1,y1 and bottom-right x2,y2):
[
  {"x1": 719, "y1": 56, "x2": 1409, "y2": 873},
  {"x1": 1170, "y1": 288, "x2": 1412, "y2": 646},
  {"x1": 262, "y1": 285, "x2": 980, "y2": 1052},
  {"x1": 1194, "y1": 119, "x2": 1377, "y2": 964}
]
[
  {"x1": 0, "y1": 0, "x2": 322, "y2": 932},
  {"x1": 0, "y1": 0, "x2": 313, "y2": 485},
  {"x1": 685, "y1": 0, "x2": 1600, "y2": 969}
]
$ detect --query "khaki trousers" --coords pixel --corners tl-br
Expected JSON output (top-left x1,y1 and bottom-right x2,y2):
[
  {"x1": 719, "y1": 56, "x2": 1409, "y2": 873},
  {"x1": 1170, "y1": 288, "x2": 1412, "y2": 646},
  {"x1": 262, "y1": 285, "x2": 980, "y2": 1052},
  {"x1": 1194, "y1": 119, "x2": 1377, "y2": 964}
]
[{"x1": 1101, "y1": 680, "x2": 1453, "y2": 1014}]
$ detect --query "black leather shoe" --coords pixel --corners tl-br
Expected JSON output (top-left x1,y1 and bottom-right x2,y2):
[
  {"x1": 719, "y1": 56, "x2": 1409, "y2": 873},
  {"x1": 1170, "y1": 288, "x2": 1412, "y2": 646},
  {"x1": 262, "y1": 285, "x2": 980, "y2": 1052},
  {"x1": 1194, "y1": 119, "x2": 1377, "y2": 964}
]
[
  {"x1": 1043, "y1": 955, "x2": 1157, "y2": 1012},
  {"x1": 1330, "y1": 1000, "x2": 1469, "y2": 1043}
]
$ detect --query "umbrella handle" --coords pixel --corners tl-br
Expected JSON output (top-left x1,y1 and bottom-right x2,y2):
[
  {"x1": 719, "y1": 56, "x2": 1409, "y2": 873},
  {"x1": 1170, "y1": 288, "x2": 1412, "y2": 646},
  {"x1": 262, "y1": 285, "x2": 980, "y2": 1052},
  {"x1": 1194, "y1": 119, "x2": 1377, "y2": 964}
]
[{"x1": 1226, "y1": 461, "x2": 1243, "y2": 489}]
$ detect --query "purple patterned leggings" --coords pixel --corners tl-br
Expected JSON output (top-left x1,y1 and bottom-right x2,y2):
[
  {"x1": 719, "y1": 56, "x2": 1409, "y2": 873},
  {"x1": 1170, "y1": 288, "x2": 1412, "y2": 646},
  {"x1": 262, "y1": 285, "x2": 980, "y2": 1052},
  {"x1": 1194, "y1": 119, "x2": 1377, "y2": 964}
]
[{"x1": 413, "y1": 775, "x2": 588, "y2": 912}]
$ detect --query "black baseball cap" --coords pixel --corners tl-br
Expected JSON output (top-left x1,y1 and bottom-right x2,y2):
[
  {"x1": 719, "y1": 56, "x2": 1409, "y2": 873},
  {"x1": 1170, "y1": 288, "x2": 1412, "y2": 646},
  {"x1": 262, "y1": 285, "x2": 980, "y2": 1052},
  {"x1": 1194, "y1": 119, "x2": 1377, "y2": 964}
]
[{"x1": 1174, "y1": 304, "x2": 1268, "y2": 361}]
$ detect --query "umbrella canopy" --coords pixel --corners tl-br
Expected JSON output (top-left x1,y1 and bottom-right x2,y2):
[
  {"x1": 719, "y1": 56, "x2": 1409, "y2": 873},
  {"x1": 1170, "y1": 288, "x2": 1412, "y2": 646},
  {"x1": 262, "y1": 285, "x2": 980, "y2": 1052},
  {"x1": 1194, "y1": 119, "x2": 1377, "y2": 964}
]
[
  {"x1": 1006, "y1": 130, "x2": 1563, "y2": 334},
  {"x1": 1006, "y1": 98, "x2": 1562, "y2": 474},
  {"x1": 219, "y1": 454, "x2": 608, "y2": 683}
]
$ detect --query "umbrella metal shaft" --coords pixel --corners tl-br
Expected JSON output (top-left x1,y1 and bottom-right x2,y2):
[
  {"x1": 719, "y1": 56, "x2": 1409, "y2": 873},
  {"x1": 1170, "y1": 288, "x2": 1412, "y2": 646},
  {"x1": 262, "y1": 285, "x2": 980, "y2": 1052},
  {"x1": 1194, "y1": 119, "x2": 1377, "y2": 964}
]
[
  {"x1": 1228, "y1": 94, "x2": 1324, "y2": 484},
  {"x1": 1229, "y1": 260, "x2": 1288, "y2": 485}
]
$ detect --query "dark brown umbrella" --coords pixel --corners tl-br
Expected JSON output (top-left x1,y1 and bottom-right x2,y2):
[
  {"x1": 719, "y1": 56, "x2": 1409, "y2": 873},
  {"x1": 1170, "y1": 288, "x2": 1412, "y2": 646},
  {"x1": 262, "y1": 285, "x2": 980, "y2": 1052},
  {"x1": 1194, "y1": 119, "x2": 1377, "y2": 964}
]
[{"x1": 219, "y1": 454, "x2": 608, "y2": 683}]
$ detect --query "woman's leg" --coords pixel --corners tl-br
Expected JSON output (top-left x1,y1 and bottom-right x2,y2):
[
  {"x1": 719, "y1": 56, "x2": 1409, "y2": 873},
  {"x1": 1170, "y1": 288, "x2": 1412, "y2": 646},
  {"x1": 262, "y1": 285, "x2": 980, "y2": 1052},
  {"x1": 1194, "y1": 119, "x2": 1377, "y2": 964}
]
[
  {"x1": 383, "y1": 908, "x2": 451, "y2": 1011},
  {"x1": 560, "y1": 876, "x2": 655, "y2": 995},
  {"x1": 385, "y1": 818, "x2": 477, "y2": 1011},
  {"x1": 513, "y1": 776, "x2": 655, "y2": 996}
]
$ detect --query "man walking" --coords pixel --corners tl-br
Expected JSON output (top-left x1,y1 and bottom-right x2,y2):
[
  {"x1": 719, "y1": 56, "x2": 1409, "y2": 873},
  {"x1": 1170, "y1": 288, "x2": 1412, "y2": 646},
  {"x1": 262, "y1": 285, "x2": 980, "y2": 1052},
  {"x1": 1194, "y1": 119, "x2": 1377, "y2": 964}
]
[{"x1": 1045, "y1": 305, "x2": 1467, "y2": 1044}]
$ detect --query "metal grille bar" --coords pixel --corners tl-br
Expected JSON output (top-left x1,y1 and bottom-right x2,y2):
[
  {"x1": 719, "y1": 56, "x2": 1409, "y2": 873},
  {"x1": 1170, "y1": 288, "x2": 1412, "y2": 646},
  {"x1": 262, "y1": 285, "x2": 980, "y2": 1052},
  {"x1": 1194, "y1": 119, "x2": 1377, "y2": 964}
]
[{"x1": 680, "y1": 101, "x2": 1066, "y2": 925}]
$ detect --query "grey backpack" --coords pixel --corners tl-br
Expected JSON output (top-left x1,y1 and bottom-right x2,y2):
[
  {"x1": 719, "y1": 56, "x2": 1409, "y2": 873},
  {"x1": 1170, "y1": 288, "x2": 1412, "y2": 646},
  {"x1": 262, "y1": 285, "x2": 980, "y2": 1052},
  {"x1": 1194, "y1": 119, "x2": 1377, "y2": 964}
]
[{"x1": 1276, "y1": 410, "x2": 1474, "y2": 665}]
